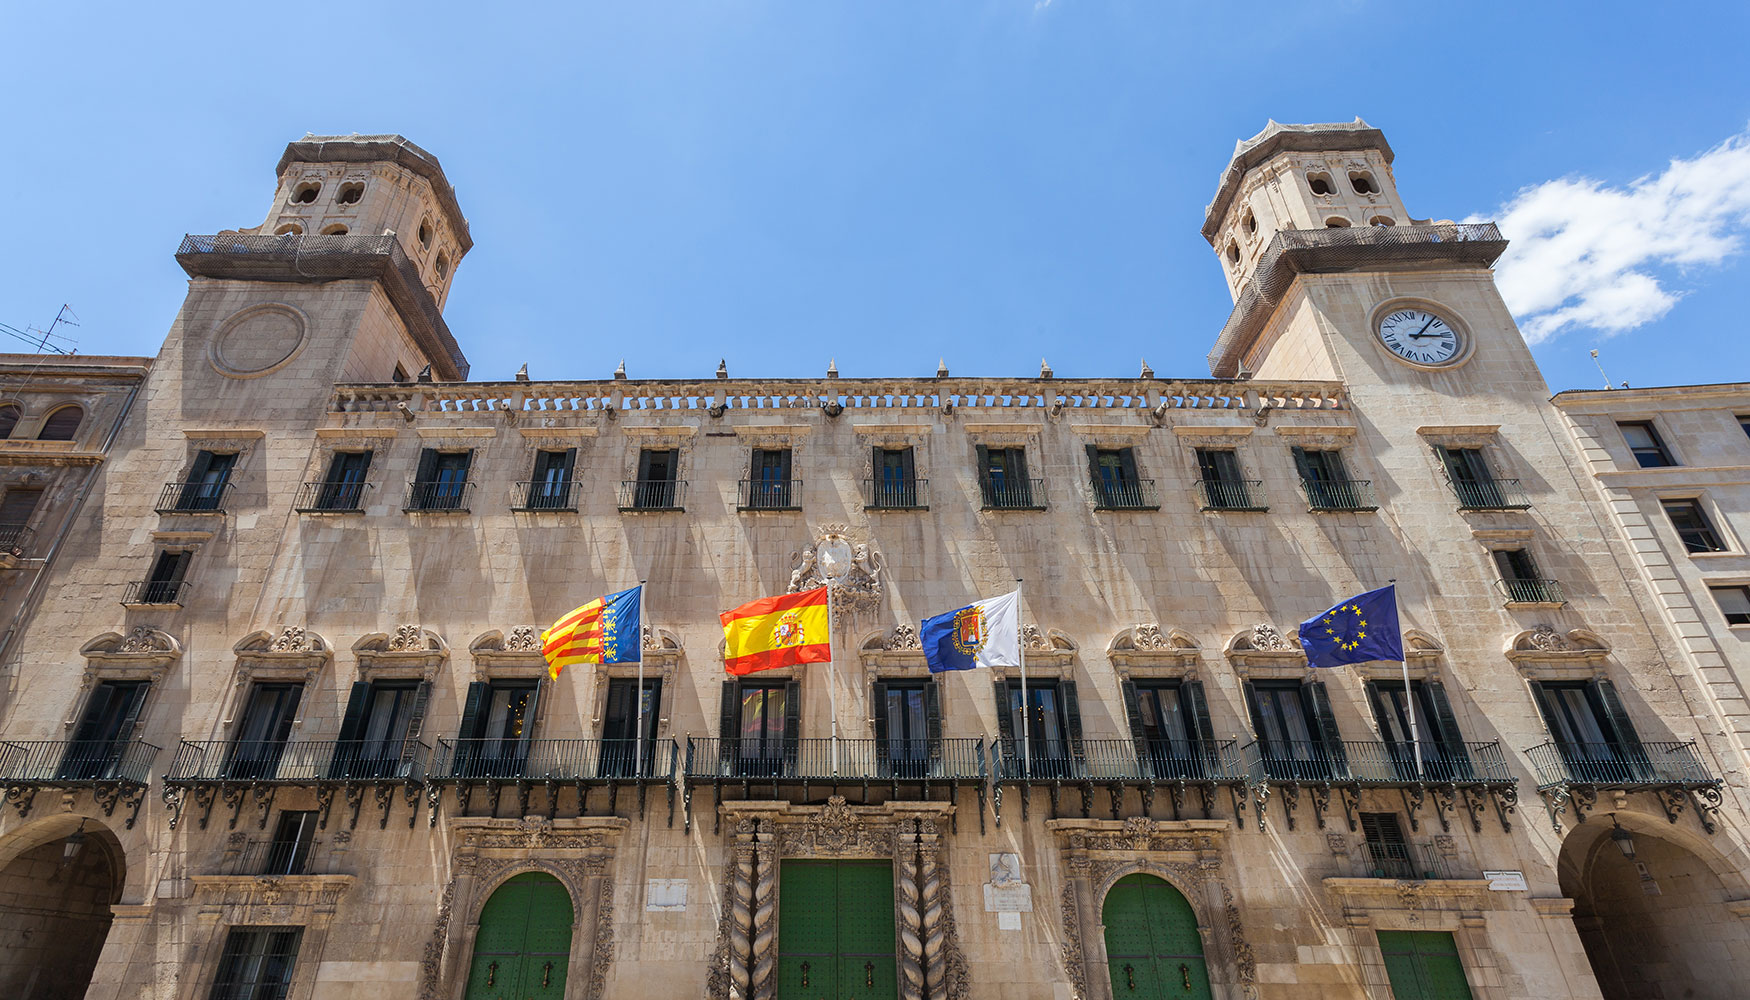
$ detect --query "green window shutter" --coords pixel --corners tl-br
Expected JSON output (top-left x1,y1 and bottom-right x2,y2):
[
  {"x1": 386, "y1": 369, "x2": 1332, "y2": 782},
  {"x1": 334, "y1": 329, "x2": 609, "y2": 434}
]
[
  {"x1": 975, "y1": 444, "x2": 990, "y2": 481},
  {"x1": 1291, "y1": 446, "x2": 1314, "y2": 481},
  {"x1": 271, "y1": 685, "x2": 303, "y2": 745},
  {"x1": 111, "y1": 683, "x2": 150, "y2": 746},
  {"x1": 1240, "y1": 681, "x2": 1266, "y2": 745},
  {"x1": 1084, "y1": 444, "x2": 1101, "y2": 485},
  {"x1": 1525, "y1": 680, "x2": 1560, "y2": 736},
  {"x1": 1592, "y1": 679, "x2": 1644, "y2": 748},
  {"x1": 718, "y1": 681, "x2": 738, "y2": 771},
  {"x1": 1422, "y1": 681, "x2": 1464, "y2": 747},
  {"x1": 560, "y1": 447, "x2": 577, "y2": 481}
]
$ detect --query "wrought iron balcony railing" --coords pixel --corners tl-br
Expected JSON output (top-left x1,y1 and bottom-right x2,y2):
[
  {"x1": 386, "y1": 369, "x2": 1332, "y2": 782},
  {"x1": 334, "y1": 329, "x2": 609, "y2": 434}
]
[
  {"x1": 1300, "y1": 478, "x2": 1378, "y2": 512},
  {"x1": 0, "y1": 738, "x2": 161, "y2": 785},
  {"x1": 1447, "y1": 477, "x2": 1531, "y2": 510},
  {"x1": 1351, "y1": 841, "x2": 1454, "y2": 881},
  {"x1": 979, "y1": 477, "x2": 1046, "y2": 510},
  {"x1": 155, "y1": 480, "x2": 234, "y2": 514},
  {"x1": 230, "y1": 837, "x2": 315, "y2": 877},
  {"x1": 1196, "y1": 479, "x2": 1267, "y2": 511},
  {"x1": 738, "y1": 479, "x2": 802, "y2": 511},
  {"x1": 991, "y1": 738, "x2": 1243, "y2": 782},
  {"x1": 618, "y1": 479, "x2": 687, "y2": 512},
  {"x1": 683, "y1": 737, "x2": 987, "y2": 782},
  {"x1": 1092, "y1": 479, "x2": 1161, "y2": 511},
  {"x1": 1242, "y1": 739, "x2": 1514, "y2": 785},
  {"x1": 431, "y1": 738, "x2": 678, "y2": 782},
  {"x1": 292, "y1": 480, "x2": 372, "y2": 513},
  {"x1": 164, "y1": 738, "x2": 431, "y2": 783},
  {"x1": 1524, "y1": 740, "x2": 1715, "y2": 790},
  {"x1": 513, "y1": 479, "x2": 581, "y2": 512},
  {"x1": 122, "y1": 579, "x2": 191, "y2": 607},
  {"x1": 0, "y1": 523, "x2": 32, "y2": 558},
  {"x1": 404, "y1": 479, "x2": 474, "y2": 512},
  {"x1": 1498, "y1": 578, "x2": 1565, "y2": 606},
  {"x1": 862, "y1": 478, "x2": 929, "y2": 510}
]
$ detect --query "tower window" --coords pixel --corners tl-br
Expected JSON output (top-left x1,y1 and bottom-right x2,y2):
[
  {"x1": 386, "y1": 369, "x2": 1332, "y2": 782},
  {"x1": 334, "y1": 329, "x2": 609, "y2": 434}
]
[
  {"x1": 1369, "y1": 216, "x2": 1396, "y2": 227},
  {"x1": 319, "y1": 224, "x2": 349, "y2": 236},
  {"x1": 336, "y1": 182, "x2": 364, "y2": 204},
  {"x1": 1226, "y1": 241, "x2": 1240, "y2": 265},
  {"x1": 0, "y1": 404, "x2": 19, "y2": 439},
  {"x1": 1350, "y1": 171, "x2": 1379, "y2": 195},
  {"x1": 1242, "y1": 208, "x2": 1257, "y2": 234},
  {"x1": 1325, "y1": 217, "x2": 1352, "y2": 228},
  {"x1": 273, "y1": 222, "x2": 303, "y2": 236},
  {"x1": 38, "y1": 404, "x2": 82, "y2": 441},
  {"x1": 435, "y1": 252, "x2": 450, "y2": 279},
  {"x1": 290, "y1": 181, "x2": 321, "y2": 204},
  {"x1": 1307, "y1": 172, "x2": 1335, "y2": 196},
  {"x1": 418, "y1": 219, "x2": 433, "y2": 248}
]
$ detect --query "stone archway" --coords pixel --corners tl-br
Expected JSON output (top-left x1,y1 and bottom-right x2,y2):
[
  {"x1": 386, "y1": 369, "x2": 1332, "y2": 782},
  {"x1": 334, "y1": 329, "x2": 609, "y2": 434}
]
[
  {"x1": 0, "y1": 815, "x2": 125, "y2": 1000},
  {"x1": 1558, "y1": 814, "x2": 1750, "y2": 1000}
]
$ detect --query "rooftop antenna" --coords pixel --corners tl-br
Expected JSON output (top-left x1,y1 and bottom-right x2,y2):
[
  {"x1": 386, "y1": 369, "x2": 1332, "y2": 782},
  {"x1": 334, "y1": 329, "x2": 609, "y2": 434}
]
[
  {"x1": 1590, "y1": 349, "x2": 1613, "y2": 390},
  {"x1": 0, "y1": 304, "x2": 79, "y2": 355}
]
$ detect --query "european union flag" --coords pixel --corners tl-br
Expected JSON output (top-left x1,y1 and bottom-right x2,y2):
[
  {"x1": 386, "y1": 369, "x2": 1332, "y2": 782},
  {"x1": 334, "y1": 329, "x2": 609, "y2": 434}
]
[{"x1": 1297, "y1": 585, "x2": 1403, "y2": 668}]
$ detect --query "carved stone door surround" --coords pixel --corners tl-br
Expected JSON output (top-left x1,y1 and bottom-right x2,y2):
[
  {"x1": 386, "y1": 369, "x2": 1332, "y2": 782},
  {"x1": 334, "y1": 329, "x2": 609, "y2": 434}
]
[
  {"x1": 421, "y1": 815, "x2": 627, "y2": 1000},
  {"x1": 711, "y1": 797, "x2": 966, "y2": 1000},
  {"x1": 1050, "y1": 817, "x2": 1257, "y2": 1000}
]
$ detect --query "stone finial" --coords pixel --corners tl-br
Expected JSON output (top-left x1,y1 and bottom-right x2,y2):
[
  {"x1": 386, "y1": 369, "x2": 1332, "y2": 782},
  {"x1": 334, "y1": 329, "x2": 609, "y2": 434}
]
[
  {"x1": 514, "y1": 363, "x2": 529, "y2": 382},
  {"x1": 613, "y1": 359, "x2": 627, "y2": 380},
  {"x1": 716, "y1": 359, "x2": 728, "y2": 379},
  {"x1": 1039, "y1": 359, "x2": 1053, "y2": 379},
  {"x1": 416, "y1": 364, "x2": 433, "y2": 383},
  {"x1": 826, "y1": 358, "x2": 839, "y2": 379},
  {"x1": 1140, "y1": 358, "x2": 1154, "y2": 379},
  {"x1": 936, "y1": 358, "x2": 949, "y2": 378}
]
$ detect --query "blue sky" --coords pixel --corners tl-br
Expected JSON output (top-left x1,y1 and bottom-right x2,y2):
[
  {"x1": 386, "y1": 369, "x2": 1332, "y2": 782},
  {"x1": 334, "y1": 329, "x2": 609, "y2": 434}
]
[{"x1": 3, "y1": 2, "x2": 1747, "y2": 392}]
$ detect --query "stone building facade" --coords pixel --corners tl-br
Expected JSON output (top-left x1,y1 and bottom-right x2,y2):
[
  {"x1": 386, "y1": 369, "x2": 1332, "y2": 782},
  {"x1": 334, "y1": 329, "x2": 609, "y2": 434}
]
[{"x1": 0, "y1": 124, "x2": 1745, "y2": 1000}]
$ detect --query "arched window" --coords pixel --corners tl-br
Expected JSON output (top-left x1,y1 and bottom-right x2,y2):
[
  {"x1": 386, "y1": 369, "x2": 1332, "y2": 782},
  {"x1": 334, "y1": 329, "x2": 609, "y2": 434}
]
[
  {"x1": 1324, "y1": 217, "x2": 1352, "y2": 228},
  {"x1": 1370, "y1": 216, "x2": 1397, "y2": 227},
  {"x1": 1226, "y1": 241, "x2": 1241, "y2": 265},
  {"x1": 435, "y1": 251, "x2": 450, "y2": 280},
  {"x1": 273, "y1": 222, "x2": 303, "y2": 236},
  {"x1": 1307, "y1": 172, "x2": 1335, "y2": 196},
  {"x1": 38, "y1": 405, "x2": 82, "y2": 441},
  {"x1": 319, "y1": 224, "x2": 349, "y2": 236},
  {"x1": 1350, "y1": 171, "x2": 1379, "y2": 195},
  {"x1": 1242, "y1": 208, "x2": 1257, "y2": 234},
  {"x1": 0, "y1": 405, "x2": 19, "y2": 439},
  {"x1": 418, "y1": 218, "x2": 434, "y2": 248},
  {"x1": 290, "y1": 181, "x2": 321, "y2": 204},
  {"x1": 336, "y1": 182, "x2": 364, "y2": 204}
]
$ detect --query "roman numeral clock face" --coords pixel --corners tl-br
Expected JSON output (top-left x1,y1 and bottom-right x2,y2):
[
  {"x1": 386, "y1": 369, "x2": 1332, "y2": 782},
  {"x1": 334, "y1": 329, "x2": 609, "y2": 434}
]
[{"x1": 1377, "y1": 308, "x2": 1463, "y2": 367}]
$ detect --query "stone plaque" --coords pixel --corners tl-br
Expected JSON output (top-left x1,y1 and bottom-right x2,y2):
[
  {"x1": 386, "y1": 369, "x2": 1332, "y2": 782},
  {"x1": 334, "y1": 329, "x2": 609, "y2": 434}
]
[
  {"x1": 997, "y1": 911, "x2": 1022, "y2": 931},
  {"x1": 1483, "y1": 870, "x2": 1527, "y2": 892},
  {"x1": 646, "y1": 878, "x2": 688, "y2": 910},
  {"x1": 984, "y1": 883, "x2": 1033, "y2": 912}
]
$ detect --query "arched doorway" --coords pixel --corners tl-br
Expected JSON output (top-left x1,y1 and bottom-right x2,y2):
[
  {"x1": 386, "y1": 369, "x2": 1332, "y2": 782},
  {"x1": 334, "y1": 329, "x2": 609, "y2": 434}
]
[
  {"x1": 1102, "y1": 873, "x2": 1211, "y2": 999},
  {"x1": 464, "y1": 872, "x2": 574, "y2": 999},
  {"x1": 0, "y1": 817, "x2": 124, "y2": 1000},
  {"x1": 1559, "y1": 815, "x2": 1750, "y2": 1000}
]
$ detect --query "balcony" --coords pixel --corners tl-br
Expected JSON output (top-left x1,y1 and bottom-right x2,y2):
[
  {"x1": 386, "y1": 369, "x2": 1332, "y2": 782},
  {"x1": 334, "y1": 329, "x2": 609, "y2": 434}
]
[
  {"x1": 1238, "y1": 739, "x2": 1518, "y2": 833},
  {"x1": 1301, "y1": 478, "x2": 1378, "y2": 512},
  {"x1": 738, "y1": 478, "x2": 801, "y2": 511},
  {"x1": 1525, "y1": 739, "x2": 1722, "y2": 832},
  {"x1": 0, "y1": 524, "x2": 32, "y2": 563},
  {"x1": 0, "y1": 738, "x2": 160, "y2": 825},
  {"x1": 979, "y1": 477, "x2": 1046, "y2": 511},
  {"x1": 292, "y1": 480, "x2": 372, "y2": 513},
  {"x1": 404, "y1": 479, "x2": 474, "y2": 513},
  {"x1": 987, "y1": 739, "x2": 1244, "y2": 825},
  {"x1": 154, "y1": 480, "x2": 233, "y2": 514},
  {"x1": 618, "y1": 479, "x2": 687, "y2": 512},
  {"x1": 1349, "y1": 839, "x2": 1456, "y2": 881},
  {"x1": 862, "y1": 478, "x2": 929, "y2": 511},
  {"x1": 1092, "y1": 479, "x2": 1161, "y2": 511},
  {"x1": 1448, "y1": 477, "x2": 1531, "y2": 511},
  {"x1": 164, "y1": 738, "x2": 432, "y2": 829},
  {"x1": 512, "y1": 479, "x2": 581, "y2": 512},
  {"x1": 228, "y1": 836, "x2": 315, "y2": 877},
  {"x1": 1196, "y1": 479, "x2": 1267, "y2": 512},
  {"x1": 432, "y1": 738, "x2": 677, "y2": 782},
  {"x1": 1498, "y1": 577, "x2": 1565, "y2": 607},
  {"x1": 121, "y1": 579, "x2": 191, "y2": 607}
]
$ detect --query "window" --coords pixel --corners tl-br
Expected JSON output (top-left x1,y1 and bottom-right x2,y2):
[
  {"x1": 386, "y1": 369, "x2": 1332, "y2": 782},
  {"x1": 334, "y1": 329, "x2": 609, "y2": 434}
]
[
  {"x1": 312, "y1": 451, "x2": 371, "y2": 511},
  {"x1": 261, "y1": 811, "x2": 317, "y2": 877},
  {"x1": 453, "y1": 680, "x2": 541, "y2": 777},
  {"x1": 1308, "y1": 172, "x2": 1334, "y2": 195},
  {"x1": 318, "y1": 224, "x2": 348, "y2": 236},
  {"x1": 1711, "y1": 586, "x2": 1750, "y2": 625},
  {"x1": 522, "y1": 448, "x2": 577, "y2": 511},
  {"x1": 132, "y1": 549, "x2": 191, "y2": 605},
  {"x1": 600, "y1": 677, "x2": 662, "y2": 776},
  {"x1": 1365, "y1": 680, "x2": 1471, "y2": 781},
  {"x1": 175, "y1": 451, "x2": 237, "y2": 512},
  {"x1": 1226, "y1": 241, "x2": 1240, "y2": 265},
  {"x1": 1369, "y1": 215, "x2": 1396, "y2": 227},
  {"x1": 1242, "y1": 208, "x2": 1257, "y2": 234},
  {"x1": 210, "y1": 926, "x2": 302, "y2": 1000},
  {"x1": 1087, "y1": 446, "x2": 1153, "y2": 509},
  {"x1": 743, "y1": 448, "x2": 795, "y2": 509},
  {"x1": 290, "y1": 181, "x2": 321, "y2": 203},
  {"x1": 1359, "y1": 812, "x2": 1415, "y2": 878},
  {"x1": 720, "y1": 680, "x2": 798, "y2": 777},
  {"x1": 1195, "y1": 447, "x2": 1261, "y2": 510},
  {"x1": 1493, "y1": 548, "x2": 1558, "y2": 604},
  {"x1": 1324, "y1": 217, "x2": 1352, "y2": 228},
  {"x1": 978, "y1": 446, "x2": 1039, "y2": 509},
  {"x1": 1435, "y1": 445, "x2": 1525, "y2": 509},
  {"x1": 225, "y1": 682, "x2": 303, "y2": 780},
  {"x1": 0, "y1": 403, "x2": 18, "y2": 438},
  {"x1": 1619, "y1": 421, "x2": 1675, "y2": 467},
  {"x1": 335, "y1": 181, "x2": 364, "y2": 205},
  {"x1": 1528, "y1": 678, "x2": 1648, "y2": 783},
  {"x1": 60, "y1": 680, "x2": 149, "y2": 780},
  {"x1": 435, "y1": 251, "x2": 450, "y2": 279},
  {"x1": 1663, "y1": 499, "x2": 1726, "y2": 553},
  {"x1": 868, "y1": 446, "x2": 921, "y2": 508},
  {"x1": 1349, "y1": 171, "x2": 1379, "y2": 194},
  {"x1": 996, "y1": 679, "x2": 1081, "y2": 777},
  {"x1": 1243, "y1": 679, "x2": 1342, "y2": 781},
  {"x1": 0, "y1": 487, "x2": 42, "y2": 554},
  {"x1": 418, "y1": 218, "x2": 433, "y2": 248},
  {"x1": 629, "y1": 448, "x2": 680, "y2": 510},
  {"x1": 1122, "y1": 679, "x2": 1217, "y2": 778},
  {"x1": 1739, "y1": 415, "x2": 1750, "y2": 441},
  {"x1": 331, "y1": 680, "x2": 430, "y2": 779},
  {"x1": 409, "y1": 448, "x2": 472, "y2": 511},
  {"x1": 38, "y1": 404, "x2": 82, "y2": 441},
  {"x1": 872, "y1": 680, "x2": 940, "y2": 778},
  {"x1": 1292, "y1": 447, "x2": 1371, "y2": 510},
  {"x1": 392, "y1": 364, "x2": 409, "y2": 384},
  {"x1": 272, "y1": 222, "x2": 302, "y2": 236}
]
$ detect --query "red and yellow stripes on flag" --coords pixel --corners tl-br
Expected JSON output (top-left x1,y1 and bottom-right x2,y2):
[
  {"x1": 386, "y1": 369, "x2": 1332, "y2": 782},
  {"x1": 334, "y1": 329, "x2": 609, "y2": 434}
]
[
  {"x1": 720, "y1": 586, "x2": 831, "y2": 676},
  {"x1": 541, "y1": 585, "x2": 640, "y2": 680}
]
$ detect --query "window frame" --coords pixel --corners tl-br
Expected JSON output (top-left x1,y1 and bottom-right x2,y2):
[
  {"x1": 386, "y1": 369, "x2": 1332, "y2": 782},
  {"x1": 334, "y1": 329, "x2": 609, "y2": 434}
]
[
  {"x1": 1661, "y1": 497, "x2": 1728, "y2": 553},
  {"x1": 209, "y1": 925, "x2": 303, "y2": 1000},
  {"x1": 1709, "y1": 585, "x2": 1750, "y2": 626},
  {"x1": 1618, "y1": 420, "x2": 1676, "y2": 468}
]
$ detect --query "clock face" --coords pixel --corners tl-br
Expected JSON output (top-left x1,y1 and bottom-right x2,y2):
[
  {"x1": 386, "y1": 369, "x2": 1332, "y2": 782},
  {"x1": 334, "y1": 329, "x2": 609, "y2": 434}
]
[{"x1": 1377, "y1": 308, "x2": 1462, "y2": 367}]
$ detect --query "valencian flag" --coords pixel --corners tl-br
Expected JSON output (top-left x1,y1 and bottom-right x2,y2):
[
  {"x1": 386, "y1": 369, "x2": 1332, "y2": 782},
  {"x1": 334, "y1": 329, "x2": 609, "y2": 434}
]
[
  {"x1": 920, "y1": 590, "x2": 1021, "y2": 673},
  {"x1": 1297, "y1": 584, "x2": 1403, "y2": 668},
  {"x1": 720, "y1": 586, "x2": 832, "y2": 676},
  {"x1": 541, "y1": 586, "x2": 642, "y2": 680}
]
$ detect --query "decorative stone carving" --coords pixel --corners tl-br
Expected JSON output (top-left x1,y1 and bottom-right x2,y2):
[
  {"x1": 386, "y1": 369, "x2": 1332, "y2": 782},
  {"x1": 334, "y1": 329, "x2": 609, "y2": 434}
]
[
  {"x1": 750, "y1": 819, "x2": 777, "y2": 1000},
  {"x1": 1247, "y1": 623, "x2": 1288, "y2": 651},
  {"x1": 897, "y1": 823, "x2": 924, "y2": 1000},
  {"x1": 1528, "y1": 623, "x2": 1567, "y2": 651},
  {"x1": 588, "y1": 876, "x2": 617, "y2": 1000},
  {"x1": 885, "y1": 624, "x2": 921, "y2": 650},
  {"x1": 269, "y1": 626, "x2": 309, "y2": 652},
  {"x1": 1129, "y1": 623, "x2": 1170, "y2": 650},
  {"x1": 505, "y1": 625, "x2": 540, "y2": 651},
  {"x1": 118, "y1": 626, "x2": 169, "y2": 653},
  {"x1": 388, "y1": 624, "x2": 425, "y2": 651},
  {"x1": 779, "y1": 795, "x2": 897, "y2": 857},
  {"x1": 787, "y1": 524, "x2": 885, "y2": 620},
  {"x1": 1059, "y1": 882, "x2": 1088, "y2": 1000}
]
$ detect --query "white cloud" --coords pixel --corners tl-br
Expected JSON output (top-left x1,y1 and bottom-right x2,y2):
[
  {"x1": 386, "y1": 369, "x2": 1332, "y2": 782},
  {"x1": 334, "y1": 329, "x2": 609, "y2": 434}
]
[{"x1": 1475, "y1": 128, "x2": 1750, "y2": 344}]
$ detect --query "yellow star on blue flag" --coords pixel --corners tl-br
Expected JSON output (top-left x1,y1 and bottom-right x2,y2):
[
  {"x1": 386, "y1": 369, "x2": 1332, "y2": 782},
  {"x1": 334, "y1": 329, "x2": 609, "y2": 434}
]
[{"x1": 1297, "y1": 585, "x2": 1403, "y2": 668}]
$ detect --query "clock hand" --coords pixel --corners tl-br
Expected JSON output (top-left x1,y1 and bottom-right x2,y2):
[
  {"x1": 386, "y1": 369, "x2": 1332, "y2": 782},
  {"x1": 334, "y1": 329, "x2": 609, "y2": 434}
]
[
  {"x1": 1407, "y1": 332, "x2": 1448, "y2": 339},
  {"x1": 1413, "y1": 316, "x2": 1436, "y2": 337}
]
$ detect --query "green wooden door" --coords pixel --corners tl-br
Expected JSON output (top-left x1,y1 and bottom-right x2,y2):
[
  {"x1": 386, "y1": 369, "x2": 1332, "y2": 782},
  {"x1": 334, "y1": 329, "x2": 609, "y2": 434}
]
[
  {"x1": 1377, "y1": 931, "x2": 1474, "y2": 1000},
  {"x1": 1101, "y1": 874, "x2": 1212, "y2": 999},
  {"x1": 778, "y1": 860, "x2": 897, "y2": 1000},
  {"x1": 464, "y1": 872, "x2": 573, "y2": 1000}
]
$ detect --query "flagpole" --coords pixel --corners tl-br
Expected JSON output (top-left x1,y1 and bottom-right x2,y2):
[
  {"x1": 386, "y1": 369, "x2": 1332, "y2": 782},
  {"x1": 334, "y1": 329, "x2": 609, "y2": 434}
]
[
  {"x1": 827, "y1": 583, "x2": 839, "y2": 777},
  {"x1": 635, "y1": 580, "x2": 647, "y2": 779},
  {"x1": 1017, "y1": 578, "x2": 1029, "y2": 778},
  {"x1": 1388, "y1": 581, "x2": 1422, "y2": 781}
]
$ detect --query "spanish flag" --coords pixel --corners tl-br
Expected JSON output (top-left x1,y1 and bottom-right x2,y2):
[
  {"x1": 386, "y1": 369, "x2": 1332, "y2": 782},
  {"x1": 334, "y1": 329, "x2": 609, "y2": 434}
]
[
  {"x1": 720, "y1": 586, "x2": 831, "y2": 676},
  {"x1": 542, "y1": 586, "x2": 642, "y2": 680}
]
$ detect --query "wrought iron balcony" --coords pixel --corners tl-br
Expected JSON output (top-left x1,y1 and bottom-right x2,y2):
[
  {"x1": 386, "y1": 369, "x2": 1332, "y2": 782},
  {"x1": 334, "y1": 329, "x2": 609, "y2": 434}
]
[
  {"x1": 1092, "y1": 479, "x2": 1161, "y2": 511},
  {"x1": 0, "y1": 523, "x2": 32, "y2": 559},
  {"x1": 122, "y1": 579, "x2": 191, "y2": 606},
  {"x1": 990, "y1": 738, "x2": 1243, "y2": 783},
  {"x1": 0, "y1": 738, "x2": 160, "y2": 825},
  {"x1": 512, "y1": 479, "x2": 581, "y2": 512},
  {"x1": 979, "y1": 477, "x2": 1046, "y2": 510},
  {"x1": 431, "y1": 738, "x2": 678, "y2": 782},
  {"x1": 229, "y1": 836, "x2": 315, "y2": 877},
  {"x1": 165, "y1": 738, "x2": 431, "y2": 784},
  {"x1": 862, "y1": 478, "x2": 929, "y2": 510},
  {"x1": 618, "y1": 479, "x2": 687, "y2": 512},
  {"x1": 404, "y1": 479, "x2": 474, "y2": 512},
  {"x1": 684, "y1": 737, "x2": 986, "y2": 783},
  {"x1": 1242, "y1": 739, "x2": 1514, "y2": 786},
  {"x1": 1498, "y1": 577, "x2": 1565, "y2": 606},
  {"x1": 1196, "y1": 479, "x2": 1267, "y2": 511},
  {"x1": 738, "y1": 479, "x2": 802, "y2": 511},
  {"x1": 1350, "y1": 840, "x2": 1455, "y2": 881},
  {"x1": 155, "y1": 480, "x2": 233, "y2": 514},
  {"x1": 1300, "y1": 478, "x2": 1378, "y2": 512},
  {"x1": 1447, "y1": 476, "x2": 1531, "y2": 510},
  {"x1": 292, "y1": 480, "x2": 372, "y2": 513},
  {"x1": 1524, "y1": 739, "x2": 1723, "y2": 833}
]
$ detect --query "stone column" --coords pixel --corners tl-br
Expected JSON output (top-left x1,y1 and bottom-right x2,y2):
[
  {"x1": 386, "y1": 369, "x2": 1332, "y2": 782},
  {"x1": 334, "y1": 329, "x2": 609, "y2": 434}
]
[
  {"x1": 917, "y1": 820, "x2": 945, "y2": 1000},
  {"x1": 728, "y1": 819, "x2": 757, "y2": 1000},
  {"x1": 750, "y1": 819, "x2": 777, "y2": 1000},
  {"x1": 895, "y1": 819, "x2": 924, "y2": 1000}
]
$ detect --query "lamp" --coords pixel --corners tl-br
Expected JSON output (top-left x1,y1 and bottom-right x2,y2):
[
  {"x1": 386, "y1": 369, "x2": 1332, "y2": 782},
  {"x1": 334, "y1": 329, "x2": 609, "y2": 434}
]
[
  {"x1": 1610, "y1": 815, "x2": 1636, "y2": 861},
  {"x1": 60, "y1": 820, "x2": 87, "y2": 869}
]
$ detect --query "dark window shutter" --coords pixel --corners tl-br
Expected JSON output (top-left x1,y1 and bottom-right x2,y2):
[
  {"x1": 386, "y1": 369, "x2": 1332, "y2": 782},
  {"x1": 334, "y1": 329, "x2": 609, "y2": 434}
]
[
  {"x1": 1084, "y1": 444, "x2": 1101, "y2": 485},
  {"x1": 415, "y1": 448, "x2": 440, "y2": 484},
  {"x1": 1120, "y1": 679, "x2": 1146, "y2": 751},
  {"x1": 1010, "y1": 447, "x2": 1030, "y2": 481},
  {"x1": 975, "y1": 444, "x2": 990, "y2": 480},
  {"x1": 458, "y1": 449, "x2": 475, "y2": 479},
  {"x1": 336, "y1": 682, "x2": 372, "y2": 743},
  {"x1": 872, "y1": 447, "x2": 885, "y2": 486},
  {"x1": 1422, "y1": 681, "x2": 1464, "y2": 748},
  {"x1": 111, "y1": 683, "x2": 149, "y2": 745},
  {"x1": 398, "y1": 682, "x2": 433, "y2": 770},
  {"x1": 923, "y1": 680, "x2": 943, "y2": 764},
  {"x1": 900, "y1": 446, "x2": 915, "y2": 481},
  {"x1": 1363, "y1": 681, "x2": 1391, "y2": 738},
  {"x1": 72, "y1": 684, "x2": 118, "y2": 744},
  {"x1": 185, "y1": 450, "x2": 215, "y2": 486},
  {"x1": 1434, "y1": 445, "x2": 1462, "y2": 481},
  {"x1": 1118, "y1": 447, "x2": 1139, "y2": 483},
  {"x1": 1291, "y1": 446, "x2": 1314, "y2": 481},
  {"x1": 355, "y1": 450, "x2": 374, "y2": 479},
  {"x1": 1182, "y1": 680, "x2": 1217, "y2": 745},
  {"x1": 1525, "y1": 680, "x2": 1560, "y2": 737},
  {"x1": 458, "y1": 681, "x2": 489, "y2": 741},
  {"x1": 718, "y1": 681, "x2": 739, "y2": 770},
  {"x1": 871, "y1": 681, "x2": 890, "y2": 745},
  {"x1": 779, "y1": 449, "x2": 793, "y2": 481},
  {"x1": 560, "y1": 448, "x2": 577, "y2": 480},
  {"x1": 1060, "y1": 680, "x2": 1084, "y2": 759},
  {"x1": 994, "y1": 680, "x2": 1016, "y2": 754},
  {"x1": 0, "y1": 489, "x2": 42, "y2": 526},
  {"x1": 1592, "y1": 679, "x2": 1644, "y2": 749},
  {"x1": 782, "y1": 680, "x2": 801, "y2": 768},
  {"x1": 516, "y1": 680, "x2": 544, "y2": 760},
  {"x1": 642, "y1": 679, "x2": 663, "y2": 743},
  {"x1": 272, "y1": 685, "x2": 304, "y2": 745},
  {"x1": 1304, "y1": 680, "x2": 1347, "y2": 772},
  {"x1": 1241, "y1": 681, "x2": 1267, "y2": 747}
]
